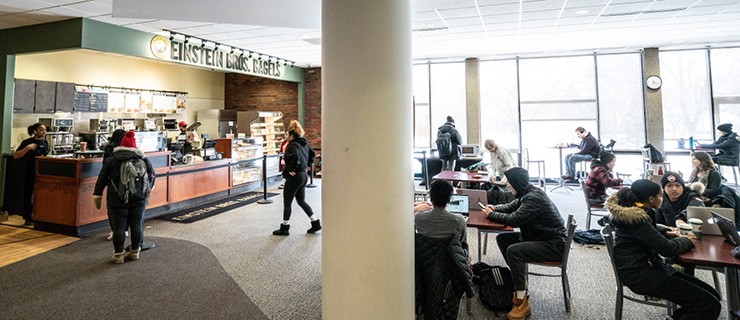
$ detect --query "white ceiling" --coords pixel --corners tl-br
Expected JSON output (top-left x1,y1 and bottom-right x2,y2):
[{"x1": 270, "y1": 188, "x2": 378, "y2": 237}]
[{"x1": 2, "y1": 0, "x2": 740, "y2": 67}]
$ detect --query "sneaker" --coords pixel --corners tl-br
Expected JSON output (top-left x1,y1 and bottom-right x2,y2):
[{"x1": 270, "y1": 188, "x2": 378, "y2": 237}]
[
  {"x1": 110, "y1": 252, "x2": 125, "y2": 264},
  {"x1": 126, "y1": 248, "x2": 141, "y2": 261},
  {"x1": 508, "y1": 294, "x2": 531, "y2": 320}
]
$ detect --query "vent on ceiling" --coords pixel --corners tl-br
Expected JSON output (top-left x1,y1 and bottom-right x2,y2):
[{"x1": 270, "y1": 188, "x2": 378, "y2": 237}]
[
  {"x1": 302, "y1": 38, "x2": 321, "y2": 45},
  {"x1": 413, "y1": 26, "x2": 449, "y2": 32},
  {"x1": 601, "y1": 7, "x2": 687, "y2": 17}
]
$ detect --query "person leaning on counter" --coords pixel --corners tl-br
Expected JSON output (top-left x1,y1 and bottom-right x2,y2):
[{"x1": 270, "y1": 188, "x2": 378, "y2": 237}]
[{"x1": 14, "y1": 123, "x2": 49, "y2": 226}]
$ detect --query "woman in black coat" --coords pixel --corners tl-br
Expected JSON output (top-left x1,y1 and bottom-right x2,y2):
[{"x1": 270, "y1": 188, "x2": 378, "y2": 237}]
[
  {"x1": 605, "y1": 180, "x2": 719, "y2": 320},
  {"x1": 272, "y1": 120, "x2": 321, "y2": 236}
]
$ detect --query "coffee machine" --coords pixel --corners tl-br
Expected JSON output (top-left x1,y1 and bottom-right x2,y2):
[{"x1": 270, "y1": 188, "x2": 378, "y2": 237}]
[{"x1": 45, "y1": 118, "x2": 75, "y2": 155}]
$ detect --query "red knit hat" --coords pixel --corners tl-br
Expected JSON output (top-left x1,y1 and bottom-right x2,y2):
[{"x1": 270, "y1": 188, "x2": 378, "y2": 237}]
[
  {"x1": 178, "y1": 121, "x2": 187, "y2": 128},
  {"x1": 120, "y1": 130, "x2": 137, "y2": 148}
]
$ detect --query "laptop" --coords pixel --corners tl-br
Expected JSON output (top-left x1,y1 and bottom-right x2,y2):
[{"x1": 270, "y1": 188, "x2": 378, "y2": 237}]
[
  {"x1": 446, "y1": 194, "x2": 469, "y2": 216},
  {"x1": 458, "y1": 189, "x2": 487, "y2": 210},
  {"x1": 686, "y1": 206, "x2": 735, "y2": 236},
  {"x1": 711, "y1": 211, "x2": 740, "y2": 245}
]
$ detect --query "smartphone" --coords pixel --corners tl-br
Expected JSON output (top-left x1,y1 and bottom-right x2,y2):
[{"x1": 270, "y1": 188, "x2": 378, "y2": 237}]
[{"x1": 477, "y1": 202, "x2": 487, "y2": 209}]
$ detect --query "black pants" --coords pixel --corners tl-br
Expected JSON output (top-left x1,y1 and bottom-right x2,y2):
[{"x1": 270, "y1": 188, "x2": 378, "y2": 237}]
[
  {"x1": 22, "y1": 172, "x2": 35, "y2": 222},
  {"x1": 283, "y1": 171, "x2": 314, "y2": 221},
  {"x1": 496, "y1": 232, "x2": 564, "y2": 291},
  {"x1": 107, "y1": 200, "x2": 146, "y2": 253},
  {"x1": 647, "y1": 271, "x2": 721, "y2": 320}
]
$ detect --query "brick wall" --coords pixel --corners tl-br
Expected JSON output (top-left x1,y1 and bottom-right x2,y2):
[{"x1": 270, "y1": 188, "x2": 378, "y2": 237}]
[
  {"x1": 303, "y1": 67, "x2": 322, "y2": 149},
  {"x1": 224, "y1": 73, "x2": 299, "y2": 131}
]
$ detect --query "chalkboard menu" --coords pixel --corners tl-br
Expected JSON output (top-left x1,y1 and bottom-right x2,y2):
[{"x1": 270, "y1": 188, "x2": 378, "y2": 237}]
[
  {"x1": 73, "y1": 91, "x2": 90, "y2": 112},
  {"x1": 89, "y1": 92, "x2": 108, "y2": 112}
]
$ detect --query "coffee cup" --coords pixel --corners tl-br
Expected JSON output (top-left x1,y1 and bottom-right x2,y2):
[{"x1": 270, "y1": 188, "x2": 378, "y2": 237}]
[
  {"x1": 678, "y1": 223, "x2": 693, "y2": 236},
  {"x1": 688, "y1": 218, "x2": 703, "y2": 239},
  {"x1": 79, "y1": 141, "x2": 87, "y2": 152}
]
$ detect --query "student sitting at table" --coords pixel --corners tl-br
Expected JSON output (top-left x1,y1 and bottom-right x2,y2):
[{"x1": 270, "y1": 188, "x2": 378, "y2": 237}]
[
  {"x1": 414, "y1": 179, "x2": 468, "y2": 247},
  {"x1": 605, "y1": 180, "x2": 720, "y2": 320},
  {"x1": 480, "y1": 167, "x2": 566, "y2": 320},
  {"x1": 688, "y1": 151, "x2": 722, "y2": 200},
  {"x1": 698, "y1": 123, "x2": 740, "y2": 166},
  {"x1": 562, "y1": 127, "x2": 601, "y2": 181},
  {"x1": 656, "y1": 172, "x2": 703, "y2": 228},
  {"x1": 585, "y1": 151, "x2": 623, "y2": 206}
]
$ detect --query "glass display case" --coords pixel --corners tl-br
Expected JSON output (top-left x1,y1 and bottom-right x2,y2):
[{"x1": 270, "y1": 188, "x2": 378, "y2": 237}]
[
  {"x1": 215, "y1": 137, "x2": 264, "y2": 186},
  {"x1": 237, "y1": 111, "x2": 285, "y2": 155}
]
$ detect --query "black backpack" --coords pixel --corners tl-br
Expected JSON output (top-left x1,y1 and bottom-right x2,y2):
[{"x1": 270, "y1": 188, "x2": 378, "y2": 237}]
[
  {"x1": 645, "y1": 143, "x2": 665, "y2": 163},
  {"x1": 436, "y1": 130, "x2": 452, "y2": 158},
  {"x1": 471, "y1": 262, "x2": 514, "y2": 311}
]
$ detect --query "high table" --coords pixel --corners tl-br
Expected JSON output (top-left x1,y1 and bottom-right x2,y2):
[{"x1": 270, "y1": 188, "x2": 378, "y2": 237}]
[
  {"x1": 432, "y1": 171, "x2": 491, "y2": 188},
  {"x1": 550, "y1": 146, "x2": 574, "y2": 192},
  {"x1": 677, "y1": 235, "x2": 740, "y2": 319},
  {"x1": 466, "y1": 209, "x2": 513, "y2": 262}
]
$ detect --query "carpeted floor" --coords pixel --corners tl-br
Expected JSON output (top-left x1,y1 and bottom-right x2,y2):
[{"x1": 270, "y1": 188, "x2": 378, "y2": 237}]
[{"x1": 0, "y1": 236, "x2": 268, "y2": 320}]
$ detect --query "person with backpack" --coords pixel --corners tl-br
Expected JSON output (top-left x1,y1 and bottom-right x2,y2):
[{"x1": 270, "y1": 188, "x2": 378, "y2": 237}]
[
  {"x1": 605, "y1": 180, "x2": 720, "y2": 320},
  {"x1": 479, "y1": 167, "x2": 566, "y2": 320},
  {"x1": 93, "y1": 130, "x2": 155, "y2": 264},
  {"x1": 436, "y1": 116, "x2": 463, "y2": 171},
  {"x1": 13, "y1": 123, "x2": 50, "y2": 226},
  {"x1": 101, "y1": 129, "x2": 127, "y2": 241},
  {"x1": 272, "y1": 120, "x2": 321, "y2": 236}
]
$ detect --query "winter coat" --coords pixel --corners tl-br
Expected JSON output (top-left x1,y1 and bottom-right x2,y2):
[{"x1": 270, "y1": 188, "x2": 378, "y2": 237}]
[
  {"x1": 586, "y1": 160, "x2": 621, "y2": 201},
  {"x1": 94, "y1": 147, "x2": 155, "y2": 208},
  {"x1": 605, "y1": 194, "x2": 694, "y2": 294},
  {"x1": 415, "y1": 234, "x2": 473, "y2": 320},
  {"x1": 702, "y1": 131, "x2": 740, "y2": 166},
  {"x1": 437, "y1": 122, "x2": 463, "y2": 161},
  {"x1": 656, "y1": 189, "x2": 704, "y2": 227},
  {"x1": 576, "y1": 133, "x2": 601, "y2": 158},
  {"x1": 486, "y1": 184, "x2": 515, "y2": 206},
  {"x1": 690, "y1": 168, "x2": 722, "y2": 199},
  {"x1": 282, "y1": 137, "x2": 315, "y2": 178},
  {"x1": 489, "y1": 146, "x2": 517, "y2": 178},
  {"x1": 486, "y1": 185, "x2": 567, "y2": 244}
]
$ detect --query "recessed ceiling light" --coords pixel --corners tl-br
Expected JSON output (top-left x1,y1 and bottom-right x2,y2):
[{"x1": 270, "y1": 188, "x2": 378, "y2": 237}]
[{"x1": 576, "y1": 10, "x2": 589, "y2": 15}]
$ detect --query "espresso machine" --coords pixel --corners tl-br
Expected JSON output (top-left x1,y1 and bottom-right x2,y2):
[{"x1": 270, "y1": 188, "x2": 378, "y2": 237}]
[{"x1": 45, "y1": 118, "x2": 75, "y2": 155}]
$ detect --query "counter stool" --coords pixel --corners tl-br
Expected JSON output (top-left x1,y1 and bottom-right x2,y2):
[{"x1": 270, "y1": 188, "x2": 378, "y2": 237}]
[
  {"x1": 524, "y1": 148, "x2": 546, "y2": 191},
  {"x1": 577, "y1": 160, "x2": 592, "y2": 180},
  {"x1": 718, "y1": 164, "x2": 740, "y2": 191}
]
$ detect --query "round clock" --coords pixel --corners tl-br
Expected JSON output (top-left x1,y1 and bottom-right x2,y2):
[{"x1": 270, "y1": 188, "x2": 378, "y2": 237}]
[{"x1": 646, "y1": 75, "x2": 662, "y2": 90}]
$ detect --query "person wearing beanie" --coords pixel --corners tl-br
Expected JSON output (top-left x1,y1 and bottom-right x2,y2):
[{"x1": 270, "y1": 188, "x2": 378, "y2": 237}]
[
  {"x1": 605, "y1": 180, "x2": 720, "y2": 319},
  {"x1": 272, "y1": 120, "x2": 321, "y2": 235},
  {"x1": 480, "y1": 167, "x2": 566, "y2": 320},
  {"x1": 562, "y1": 127, "x2": 601, "y2": 180},
  {"x1": 585, "y1": 151, "x2": 623, "y2": 205},
  {"x1": 436, "y1": 115, "x2": 463, "y2": 171},
  {"x1": 699, "y1": 122, "x2": 740, "y2": 166},
  {"x1": 93, "y1": 130, "x2": 155, "y2": 264},
  {"x1": 656, "y1": 171, "x2": 703, "y2": 227}
]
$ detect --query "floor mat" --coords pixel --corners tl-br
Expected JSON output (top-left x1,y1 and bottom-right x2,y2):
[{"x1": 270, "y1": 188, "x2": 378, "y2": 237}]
[{"x1": 156, "y1": 192, "x2": 278, "y2": 223}]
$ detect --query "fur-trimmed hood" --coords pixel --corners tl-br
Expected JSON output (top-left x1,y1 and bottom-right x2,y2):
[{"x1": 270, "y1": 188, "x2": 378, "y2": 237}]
[
  {"x1": 112, "y1": 146, "x2": 145, "y2": 161},
  {"x1": 605, "y1": 193, "x2": 650, "y2": 226}
]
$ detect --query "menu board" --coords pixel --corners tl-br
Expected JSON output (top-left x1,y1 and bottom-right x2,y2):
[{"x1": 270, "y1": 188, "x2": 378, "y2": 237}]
[
  {"x1": 124, "y1": 93, "x2": 140, "y2": 113},
  {"x1": 73, "y1": 91, "x2": 91, "y2": 112},
  {"x1": 176, "y1": 94, "x2": 187, "y2": 113},
  {"x1": 107, "y1": 91, "x2": 125, "y2": 113},
  {"x1": 89, "y1": 92, "x2": 108, "y2": 112},
  {"x1": 151, "y1": 93, "x2": 169, "y2": 113},
  {"x1": 139, "y1": 92, "x2": 153, "y2": 113}
]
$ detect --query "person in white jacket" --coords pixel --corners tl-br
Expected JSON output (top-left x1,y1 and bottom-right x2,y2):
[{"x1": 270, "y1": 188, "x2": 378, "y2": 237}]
[{"x1": 484, "y1": 139, "x2": 517, "y2": 183}]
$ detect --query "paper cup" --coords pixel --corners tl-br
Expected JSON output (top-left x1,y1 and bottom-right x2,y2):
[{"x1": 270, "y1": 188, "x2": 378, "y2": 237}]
[
  {"x1": 678, "y1": 223, "x2": 693, "y2": 236},
  {"x1": 688, "y1": 218, "x2": 703, "y2": 239},
  {"x1": 79, "y1": 141, "x2": 87, "y2": 152}
]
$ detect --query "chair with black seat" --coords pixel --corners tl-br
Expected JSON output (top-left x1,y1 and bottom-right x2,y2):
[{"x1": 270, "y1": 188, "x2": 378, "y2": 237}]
[
  {"x1": 524, "y1": 148, "x2": 546, "y2": 191},
  {"x1": 579, "y1": 179, "x2": 609, "y2": 229},
  {"x1": 525, "y1": 214, "x2": 577, "y2": 313},
  {"x1": 601, "y1": 225, "x2": 675, "y2": 320}
]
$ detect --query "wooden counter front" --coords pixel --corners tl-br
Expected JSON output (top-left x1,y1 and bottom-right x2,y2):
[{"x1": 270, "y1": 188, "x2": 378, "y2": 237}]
[{"x1": 32, "y1": 153, "x2": 236, "y2": 236}]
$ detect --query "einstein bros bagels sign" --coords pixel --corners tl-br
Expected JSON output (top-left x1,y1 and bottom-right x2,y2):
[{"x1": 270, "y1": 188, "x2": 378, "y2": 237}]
[{"x1": 150, "y1": 35, "x2": 283, "y2": 79}]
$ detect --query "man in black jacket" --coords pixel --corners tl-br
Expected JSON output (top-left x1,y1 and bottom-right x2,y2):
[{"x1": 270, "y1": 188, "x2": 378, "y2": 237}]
[
  {"x1": 480, "y1": 167, "x2": 566, "y2": 320},
  {"x1": 562, "y1": 127, "x2": 600, "y2": 180},
  {"x1": 436, "y1": 116, "x2": 463, "y2": 171},
  {"x1": 699, "y1": 123, "x2": 740, "y2": 166},
  {"x1": 656, "y1": 172, "x2": 704, "y2": 227}
]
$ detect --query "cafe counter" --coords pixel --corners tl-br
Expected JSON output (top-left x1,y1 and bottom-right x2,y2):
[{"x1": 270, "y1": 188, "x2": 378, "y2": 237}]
[{"x1": 32, "y1": 152, "x2": 259, "y2": 236}]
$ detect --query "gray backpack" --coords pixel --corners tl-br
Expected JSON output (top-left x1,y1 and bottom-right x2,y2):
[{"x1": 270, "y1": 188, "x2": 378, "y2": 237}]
[{"x1": 112, "y1": 158, "x2": 151, "y2": 203}]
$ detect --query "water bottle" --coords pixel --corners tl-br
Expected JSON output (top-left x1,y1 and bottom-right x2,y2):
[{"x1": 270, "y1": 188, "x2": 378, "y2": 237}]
[{"x1": 689, "y1": 136, "x2": 694, "y2": 150}]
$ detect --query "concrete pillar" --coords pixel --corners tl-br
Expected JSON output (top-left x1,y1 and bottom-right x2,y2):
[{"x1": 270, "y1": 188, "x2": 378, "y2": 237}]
[
  {"x1": 465, "y1": 58, "x2": 481, "y2": 145},
  {"x1": 321, "y1": 1, "x2": 414, "y2": 319},
  {"x1": 643, "y1": 48, "x2": 664, "y2": 152}
]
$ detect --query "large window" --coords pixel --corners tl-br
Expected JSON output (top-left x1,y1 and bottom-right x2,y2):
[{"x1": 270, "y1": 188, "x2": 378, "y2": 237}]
[
  {"x1": 413, "y1": 64, "x2": 430, "y2": 148},
  {"x1": 711, "y1": 48, "x2": 740, "y2": 130},
  {"x1": 660, "y1": 50, "x2": 712, "y2": 143},
  {"x1": 480, "y1": 60, "x2": 519, "y2": 151},
  {"x1": 430, "y1": 63, "x2": 467, "y2": 145},
  {"x1": 596, "y1": 53, "x2": 646, "y2": 149}
]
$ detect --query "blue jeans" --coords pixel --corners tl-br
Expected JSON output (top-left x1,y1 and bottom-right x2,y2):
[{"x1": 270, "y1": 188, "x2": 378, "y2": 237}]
[
  {"x1": 107, "y1": 200, "x2": 146, "y2": 253},
  {"x1": 441, "y1": 159, "x2": 456, "y2": 171},
  {"x1": 565, "y1": 153, "x2": 592, "y2": 177}
]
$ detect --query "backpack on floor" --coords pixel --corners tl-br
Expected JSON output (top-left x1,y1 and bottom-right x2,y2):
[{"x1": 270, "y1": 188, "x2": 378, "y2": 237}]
[
  {"x1": 112, "y1": 158, "x2": 151, "y2": 203},
  {"x1": 471, "y1": 262, "x2": 514, "y2": 311},
  {"x1": 436, "y1": 130, "x2": 452, "y2": 158}
]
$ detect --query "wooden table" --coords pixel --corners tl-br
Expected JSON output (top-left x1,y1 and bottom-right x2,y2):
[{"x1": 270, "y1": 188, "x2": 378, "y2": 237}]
[
  {"x1": 467, "y1": 209, "x2": 513, "y2": 262},
  {"x1": 432, "y1": 171, "x2": 491, "y2": 188},
  {"x1": 677, "y1": 235, "x2": 740, "y2": 319}
]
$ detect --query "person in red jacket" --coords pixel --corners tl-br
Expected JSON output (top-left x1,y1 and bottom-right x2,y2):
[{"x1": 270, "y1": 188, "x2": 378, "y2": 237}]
[{"x1": 585, "y1": 152, "x2": 623, "y2": 205}]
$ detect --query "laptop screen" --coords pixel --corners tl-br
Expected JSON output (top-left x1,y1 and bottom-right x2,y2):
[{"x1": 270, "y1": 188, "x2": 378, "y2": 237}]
[{"x1": 446, "y1": 194, "x2": 469, "y2": 215}]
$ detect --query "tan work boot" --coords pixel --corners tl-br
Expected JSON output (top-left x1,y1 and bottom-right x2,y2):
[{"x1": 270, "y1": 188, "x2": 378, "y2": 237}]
[
  {"x1": 110, "y1": 252, "x2": 125, "y2": 264},
  {"x1": 508, "y1": 294, "x2": 531, "y2": 320},
  {"x1": 126, "y1": 248, "x2": 140, "y2": 261}
]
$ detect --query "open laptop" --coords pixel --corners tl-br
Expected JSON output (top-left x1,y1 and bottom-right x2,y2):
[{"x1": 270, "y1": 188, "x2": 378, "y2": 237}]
[
  {"x1": 711, "y1": 211, "x2": 740, "y2": 245},
  {"x1": 446, "y1": 194, "x2": 469, "y2": 216},
  {"x1": 458, "y1": 189, "x2": 487, "y2": 211},
  {"x1": 686, "y1": 206, "x2": 735, "y2": 236}
]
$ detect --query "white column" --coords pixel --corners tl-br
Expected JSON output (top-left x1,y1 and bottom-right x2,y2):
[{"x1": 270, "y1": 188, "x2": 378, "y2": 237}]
[{"x1": 322, "y1": 0, "x2": 413, "y2": 319}]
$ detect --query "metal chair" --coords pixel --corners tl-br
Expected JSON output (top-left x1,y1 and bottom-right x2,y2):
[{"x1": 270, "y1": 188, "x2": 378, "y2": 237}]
[
  {"x1": 601, "y1": 225, "x2": 675, "y2": 320},
  {"x1": 579, "y1": 179, "x2": 609, "y2": 229},
  {"x1": 525, "y1": 214, "x2": 576, "y2": 313},
  {"x1": 717, "y1": 164, "x2": 740, "y2": 191},
  {"x1": 524, "y1": 148, "x2": 546, "y2": 191},
  {"x1": 640, "y1": 147, "x2": 671, "y2": 179}
]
